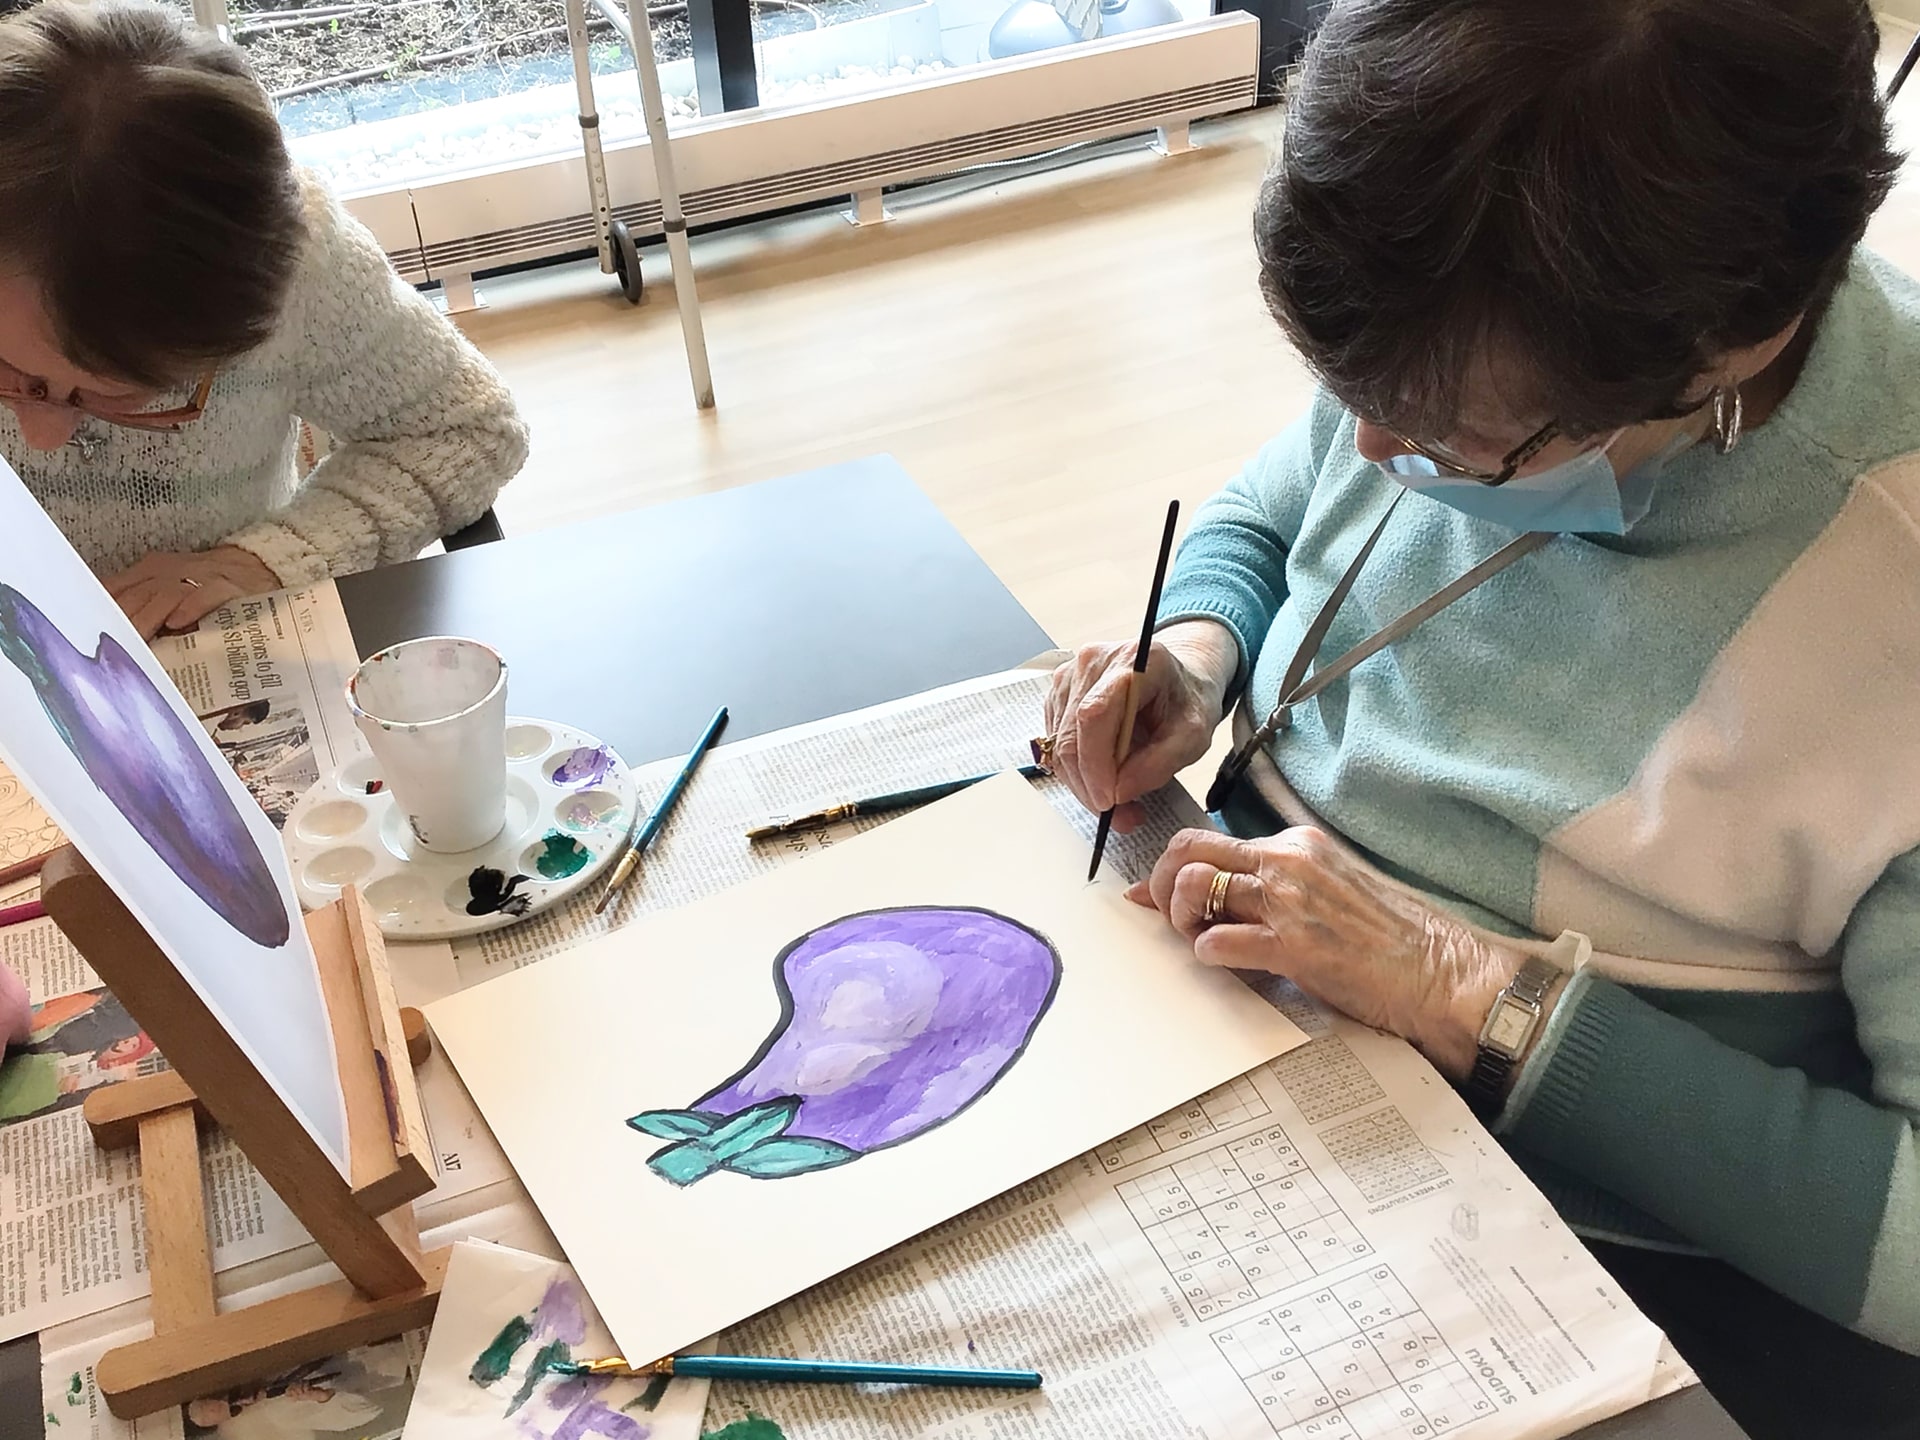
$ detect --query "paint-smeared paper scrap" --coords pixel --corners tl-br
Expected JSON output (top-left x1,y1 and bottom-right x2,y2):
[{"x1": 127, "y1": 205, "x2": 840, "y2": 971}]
[{"x1": 403, "y1": 1241, "x2": 712, "y2": 1440}]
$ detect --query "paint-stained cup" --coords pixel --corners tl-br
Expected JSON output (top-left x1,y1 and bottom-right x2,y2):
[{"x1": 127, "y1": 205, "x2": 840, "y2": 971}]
[{"x1": 348, "y1": 637, "x2": 508, "y2": 853}]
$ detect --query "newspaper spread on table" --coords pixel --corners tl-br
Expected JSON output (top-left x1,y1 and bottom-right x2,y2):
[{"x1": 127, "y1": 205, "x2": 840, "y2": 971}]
[
  {"x1": 28, "y1": 623, "x2": 1693, "y2": 1440},
  {"x1": 34, "y1": 1186, "x2": 558, "y2": 1440},
  {"x1": 1, "y1": 583, "x2": 512, "y2": 1345}
]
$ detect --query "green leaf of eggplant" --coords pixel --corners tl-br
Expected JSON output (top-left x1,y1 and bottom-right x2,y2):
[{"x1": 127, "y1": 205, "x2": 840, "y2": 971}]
[
  {"x1": 625, "y1": 1108, "x2": 725, "y2": 1140},
  {"x1": 725, "y1": 1136, "x2": 862, "y2": 1179},
  {"x1": 704, "y1": 1097, "x2": 802, "y2": 1159}
]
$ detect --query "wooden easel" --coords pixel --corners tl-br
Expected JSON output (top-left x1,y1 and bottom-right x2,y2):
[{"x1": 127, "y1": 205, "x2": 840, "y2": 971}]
[{"x1": 42, "y1": 847, "x2": 451, "y2": 1419}]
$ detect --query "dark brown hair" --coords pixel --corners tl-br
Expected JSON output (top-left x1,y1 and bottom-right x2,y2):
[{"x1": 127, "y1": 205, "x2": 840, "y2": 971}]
[
  {"x1": 0, "y1": 0, "x2": 305, "y2": 387},
  {"x1": 1257, "y1": 0, "x2": 1903, "y2": 440}
]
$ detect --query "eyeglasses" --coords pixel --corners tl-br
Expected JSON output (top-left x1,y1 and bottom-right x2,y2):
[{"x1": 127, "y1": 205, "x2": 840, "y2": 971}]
[
  {"x1": 0, "y1": 368, "x2": 215, "y2": 433},
  {"x1": 1385, "y1": 417, "x2": 1564, "y2": 486}
]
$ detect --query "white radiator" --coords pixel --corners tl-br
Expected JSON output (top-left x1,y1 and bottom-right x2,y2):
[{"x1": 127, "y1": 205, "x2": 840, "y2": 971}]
[{"x1": 340, "y1": 15, "x2": 1260, "y2": 283}]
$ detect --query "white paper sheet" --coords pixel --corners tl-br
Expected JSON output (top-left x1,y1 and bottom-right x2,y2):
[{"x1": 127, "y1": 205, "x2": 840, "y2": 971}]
[
  {"x1": 405, "y1": 1242, "x2": 709, "y2": 1440},
  {"x1": 428, "y1": 772, "x2": 1310, "y2": 1371},
  {"x1": 0, "y1": 461, "x2": 345, "y2": 1170}
]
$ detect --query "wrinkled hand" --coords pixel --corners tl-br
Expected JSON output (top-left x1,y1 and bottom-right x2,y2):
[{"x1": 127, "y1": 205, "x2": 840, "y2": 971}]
[
  {"x1": 1044, "y1": 620, "x2": 1236, "y2": 833},
  {"x1": 1129, "y1": 827, "x2": 1525, "y2": 1079},
  {"x1": 103, "y1": 547, "x2": 283, "y2": 641}
]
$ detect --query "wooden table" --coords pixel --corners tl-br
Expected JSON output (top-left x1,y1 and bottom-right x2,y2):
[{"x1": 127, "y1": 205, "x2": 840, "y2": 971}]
[{"x1": 0, "y1": 457, "x2": 1744, "y2": 1440}]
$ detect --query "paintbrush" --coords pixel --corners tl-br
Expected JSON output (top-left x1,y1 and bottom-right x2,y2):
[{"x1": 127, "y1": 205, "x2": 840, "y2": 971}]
[
  {"x1": 551, "y1": 1354, "x2": 1043, "y2": 1390},
  {"x1": 744, "y1": 764, "x2": 1049, "y2": 841},
  {"x1": 1088, "y1": 499, "x2": 1180, "y2": 882},
  {"x1": 0, "y1": 899, "x2": 44, "y2": 929},
  {"x1": 0, "y1": 851, "x2": 52, "y2": 890},
  {"x1": 593, "y1": 704, "x2": 729, "y2": 915}
]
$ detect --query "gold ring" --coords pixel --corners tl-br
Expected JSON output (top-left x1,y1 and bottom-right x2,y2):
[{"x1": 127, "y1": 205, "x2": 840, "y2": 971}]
[
  {"x1": 1030, "y1": 734, "x2": 1058, "y2": 770},
  {"x1": 180, "y1": 577, "x2": 202, "y2": 590},
  {"x1": 1204, "y1": 868, "x2": 1234, "y2": 925}
]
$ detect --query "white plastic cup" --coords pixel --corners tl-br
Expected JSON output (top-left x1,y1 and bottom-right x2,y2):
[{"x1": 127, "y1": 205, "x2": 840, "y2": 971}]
[{"x1": 348, "y1": 637, "x2": 508, "y2": 854}]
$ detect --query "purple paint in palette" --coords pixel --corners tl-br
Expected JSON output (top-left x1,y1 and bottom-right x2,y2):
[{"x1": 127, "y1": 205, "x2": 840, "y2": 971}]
[
  {"x1": 629, "y1": 906, "x2": 1061, "y2": 1184},
  {"x1": 558, "y1": 794, "x2": 623, "y2": 832},
  {"x1": 551, "y1": 745, "x2": 615, "y2": 787}
]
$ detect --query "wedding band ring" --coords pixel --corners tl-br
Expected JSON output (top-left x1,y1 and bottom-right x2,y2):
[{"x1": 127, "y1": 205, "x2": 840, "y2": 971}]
[
  {"x1": 1204, "y1": 868, "x2": 1234, "y2": 925},
  {"x1": 180, "y1": 577, "x2": 201, "y2": 590}
]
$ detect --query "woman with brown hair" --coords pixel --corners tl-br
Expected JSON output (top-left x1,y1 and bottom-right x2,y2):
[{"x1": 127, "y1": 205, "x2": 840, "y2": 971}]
[
  {"x1": 0, "y1": 0, "x2": 528, "y2": 638},
  {"x1": 1048, "y1": 1, "x2": 1920, "y2": 1434}
]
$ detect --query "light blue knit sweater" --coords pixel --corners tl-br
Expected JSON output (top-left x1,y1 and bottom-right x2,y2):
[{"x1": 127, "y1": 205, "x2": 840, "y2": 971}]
[{"x1": 1156, "y1": 248, "x2": 1920, "y2": 1353}]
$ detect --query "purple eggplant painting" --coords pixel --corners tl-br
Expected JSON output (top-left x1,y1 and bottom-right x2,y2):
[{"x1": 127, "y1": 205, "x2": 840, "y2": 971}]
[
  {"x1": 628, "y1": 906, "x2": 1061, "y2": 1184},
  {"x1": 0, "y1": 586, "x2": 291, "y2": 948}
]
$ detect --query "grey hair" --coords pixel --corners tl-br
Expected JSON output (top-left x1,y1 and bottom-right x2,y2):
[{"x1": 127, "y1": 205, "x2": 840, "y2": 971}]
[{"x1": 1257, "y1": 0, "x2": 1900, "y2": 440}]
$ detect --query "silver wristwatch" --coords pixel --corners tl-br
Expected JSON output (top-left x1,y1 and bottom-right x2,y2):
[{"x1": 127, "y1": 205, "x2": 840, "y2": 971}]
[{"x1": 1460, "y1": 954, "x2": 1561, "y2": 1121}]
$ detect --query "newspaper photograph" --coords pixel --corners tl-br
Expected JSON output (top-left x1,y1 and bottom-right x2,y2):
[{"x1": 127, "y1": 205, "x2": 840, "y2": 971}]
[{"x1": 152, "y1": 585, "x2": 366, "y2": 830}]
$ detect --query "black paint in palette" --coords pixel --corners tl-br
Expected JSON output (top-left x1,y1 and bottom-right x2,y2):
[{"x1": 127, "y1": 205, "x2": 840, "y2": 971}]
[{"x1": 466, "y1": 867, "x2": 533, "y2": 917}]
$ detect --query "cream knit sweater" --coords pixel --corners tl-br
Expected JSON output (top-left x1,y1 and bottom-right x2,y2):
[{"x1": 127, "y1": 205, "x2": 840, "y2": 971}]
[{"x1": 0, "y1": 173, "x2": 529, "y2": 585}]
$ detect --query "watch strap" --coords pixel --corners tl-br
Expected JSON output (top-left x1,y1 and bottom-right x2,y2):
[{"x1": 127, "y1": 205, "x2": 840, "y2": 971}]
[{"x1": 1462, "y1": 954, "x2": 1562, "y2": 1122}]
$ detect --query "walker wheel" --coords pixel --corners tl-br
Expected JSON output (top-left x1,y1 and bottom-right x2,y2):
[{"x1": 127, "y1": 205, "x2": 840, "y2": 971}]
[{"x1": 610, "y1": 220, "x2": 643, "y2": 305}]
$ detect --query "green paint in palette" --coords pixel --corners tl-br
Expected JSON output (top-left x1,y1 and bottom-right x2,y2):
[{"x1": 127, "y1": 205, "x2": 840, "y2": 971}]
[
  {"x1": 702, "y1": 1416, "x2": 788, "y2": 1440},
  {"x1": 534, "y1": 831, "x2": 593, "y2": 879},
  {"x1": 469, "y1": 1313, "x2": 533, "y2": 1385}
]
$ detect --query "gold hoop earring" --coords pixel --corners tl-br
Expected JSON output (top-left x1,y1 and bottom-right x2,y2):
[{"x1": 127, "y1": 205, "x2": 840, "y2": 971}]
[{"x1": 1711, "y1": 386, "x2": 1744, "y2": 454}]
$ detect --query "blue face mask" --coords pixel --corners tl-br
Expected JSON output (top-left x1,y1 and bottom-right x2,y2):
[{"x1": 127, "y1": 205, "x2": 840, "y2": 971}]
[{"x1": 1381, "y1": 430, "x2": 1689, "y2": 535}]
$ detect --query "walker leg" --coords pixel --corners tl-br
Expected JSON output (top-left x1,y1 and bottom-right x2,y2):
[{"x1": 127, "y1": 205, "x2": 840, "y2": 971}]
[{"x1": 622, "y1": 0, "x2": 715, "y2": 409}]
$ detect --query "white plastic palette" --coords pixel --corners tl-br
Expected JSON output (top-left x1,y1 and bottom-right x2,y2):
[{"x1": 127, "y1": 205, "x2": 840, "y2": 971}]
[{"x1": 282, "y1": 718, "x2": 638, "y2": 939}]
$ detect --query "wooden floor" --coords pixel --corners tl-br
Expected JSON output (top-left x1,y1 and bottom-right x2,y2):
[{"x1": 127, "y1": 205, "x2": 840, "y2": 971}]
[
  {"x1": 458, "y1": 22, "x2": 1920, "y2": 652},
  {"x1": 457, "y1": 107, "x2": 1305, "y2": 649}
]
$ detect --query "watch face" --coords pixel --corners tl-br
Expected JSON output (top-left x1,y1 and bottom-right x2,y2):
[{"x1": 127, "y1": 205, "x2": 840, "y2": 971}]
[{"x1": 1485, "y1": 999, "x2": 1533, "y2": 1054}]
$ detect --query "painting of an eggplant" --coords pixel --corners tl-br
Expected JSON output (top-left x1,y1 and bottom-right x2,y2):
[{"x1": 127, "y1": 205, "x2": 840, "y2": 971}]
[
  {"x1": 628, "y1": 906, "x2": 1061, "y2": 1183},
  {"x1": 0, "y1": 585, "x2": 290, "y2": 948}
]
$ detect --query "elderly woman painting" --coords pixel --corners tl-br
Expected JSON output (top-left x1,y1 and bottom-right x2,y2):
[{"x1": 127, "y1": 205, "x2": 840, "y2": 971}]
[{"x1": 1046, "y1": 2, "x2": 1920, "y2": 1435}]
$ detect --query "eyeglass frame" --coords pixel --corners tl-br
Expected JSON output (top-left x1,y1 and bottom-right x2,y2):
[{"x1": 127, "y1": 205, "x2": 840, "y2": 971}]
[
  {"x1": 0, "y1": 368, "x2": 216, "y2": 433},
  {"x1": 1384, "y1": 416, "x2": 1566, "y2": 486}
]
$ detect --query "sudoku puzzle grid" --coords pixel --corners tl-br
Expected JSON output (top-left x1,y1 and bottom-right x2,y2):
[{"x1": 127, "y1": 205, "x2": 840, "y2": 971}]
[
  {"x1": 1095, "y1": 1075, "x2": 1271, "y2": 1171},
  {"x1": 1320, "y1": 1109, "x2": 1448, "y2": 1204},
  {"x1": 1213, "y1": 1267, "x2": 1495, "y2": 1439},
  {"x1": 1268, "y1": 1036, "x2": 1386, "y2": 1124},
  {"x1": 1116, "y1": 1123, "x2": 1373, "y2": 1320}
]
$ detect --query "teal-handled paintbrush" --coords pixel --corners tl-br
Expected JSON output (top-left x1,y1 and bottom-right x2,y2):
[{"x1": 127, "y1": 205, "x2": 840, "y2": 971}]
[
  {"x1": 552, "y1": 1354, "x2": 1042, "y2": 1390},
  {"x1": 744, "y1": 763, "x2": 1049, "y2": 841},
  {"x1": 593, "y1": 704, "x2": 728, "y2": 914}
]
